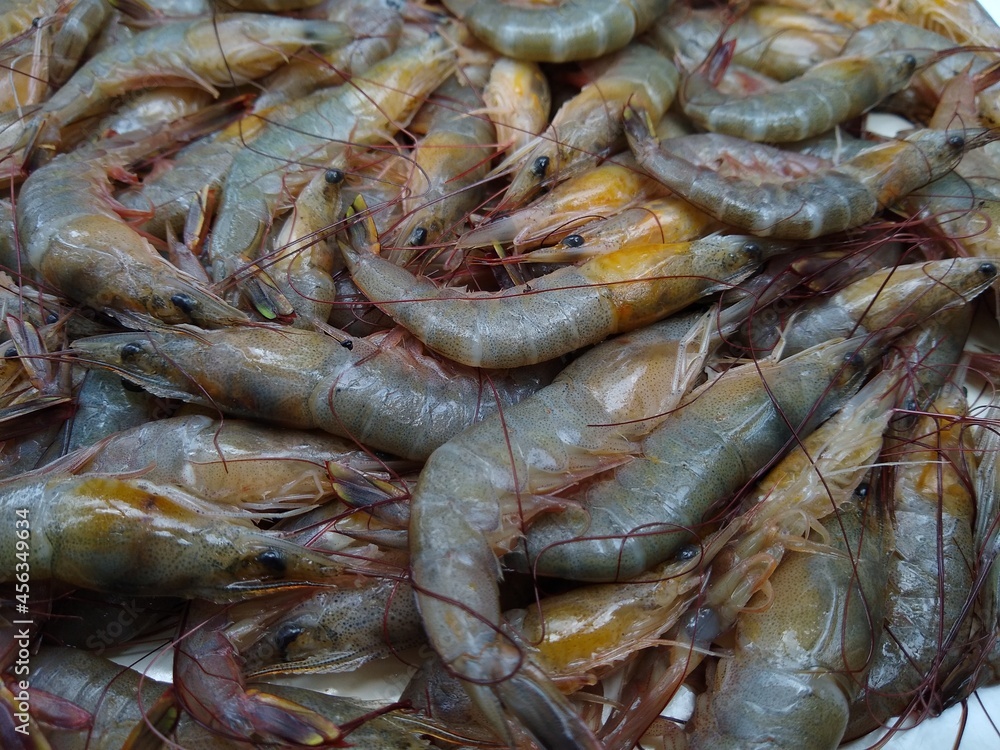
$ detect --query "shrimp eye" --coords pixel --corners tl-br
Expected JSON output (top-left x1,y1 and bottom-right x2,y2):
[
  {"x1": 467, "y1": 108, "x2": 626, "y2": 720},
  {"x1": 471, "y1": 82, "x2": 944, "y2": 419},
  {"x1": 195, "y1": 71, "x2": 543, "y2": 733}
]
[
  {"x1": 843, "y1": 351, "x2": 865, "y2": 369},
  {"x1": 947, "y1": 134, "x2": 965, "y2": 149},
  {"x1": 563, "y1": 234, "x2": 585, "y2": 247},
  {"x1": 903, "y1": 53, "x2": 917, "y2": 70},
  {"x1": 979, "y1": 262, "x2": 997, "y2": 278},
  {"x1": 170, "y1": 293, "x2": 196, "y2": 313},
  {"x1": 742, "y1": 241, "x2": 762, "y2": 259},
  {"x1": 275, "y1": 624, "x2": 305, "y2": 656},
  {"x1": 530, "y1": 155, "x2": 550, "y2": 178},
  {"x1": 676, "y1": 544, "x2": 699, "y2": 561},
  {"x1": 340, "y1": 339, "x2": 354, "y2": 350},
  {"x1": 854, "y1": 482, "x2": 870, "y2": 498},
  {"x1": 409, "y1": 227, "x2": 428, "y2": 246},
  {"x1": 325, "y1": 168, "x2": 345, "y2": 184},
  {"x1": 121, "y1": 378, "x2": 144, "y2": 392},
  {"x1": 120, "y1": 341, "x2": 145, "y2": 360},
  {"x1": 256, "y1": 548, "x2": 287, "y2": 574},
  {"x1": 3, "y1": 347, "x2": 15, "y2": 358},
  {"x1": 45, "y1": 312, "x2": 59, "y2": 324}
]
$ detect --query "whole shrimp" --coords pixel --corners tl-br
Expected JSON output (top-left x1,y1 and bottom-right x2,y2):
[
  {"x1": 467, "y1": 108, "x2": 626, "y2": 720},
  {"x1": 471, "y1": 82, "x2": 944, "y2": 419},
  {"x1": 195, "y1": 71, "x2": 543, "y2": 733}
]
[
  {"x1": 678, "y1": 40, "x2": 928, "y2": 142},
  {"x1": 0, "y1": 470, "x2": 352, "y2": 600},
  {"x1": 625, "y1": 105, "x2": 996, "y2": 238},
  {"x1": 342, "y1": 196, "x2": 785, "y2": 368},
  {"x1": 391, "y1": 66, "x2": 497, "y2": 260},
  {"x1": 686, "y1": 494, "x2": 892, "y2": 749},
  {"x1": 29, "y1": 12, "x2": 353, "y2": 150},
  {"x1": 766, "y1": 257, "x2": 997, "y2": 357},
  {"x1": 70, "y1": 325, "x2": 553, "y2": 461},
  {"x1": 208, "y1": 33, "x2": 456, "y2": 318},
  {"x1": 14, "y1": 110, "x2": 248, "y2": 328},
  {"x1": 410, "y1": 311, "x2": 720, "y2": 749},
  {"x1": 442, "y1": 0, "x2": 672, "y2": 62},
  {"x1": 848, "y1": 384, "x2": 979, "y2": 737},
  {"x1": 508, "y1": 333, "x2": 883, "y2": 582},
  {"x1": 497, "y1": 42, "x2": 678, "y2": 208}
]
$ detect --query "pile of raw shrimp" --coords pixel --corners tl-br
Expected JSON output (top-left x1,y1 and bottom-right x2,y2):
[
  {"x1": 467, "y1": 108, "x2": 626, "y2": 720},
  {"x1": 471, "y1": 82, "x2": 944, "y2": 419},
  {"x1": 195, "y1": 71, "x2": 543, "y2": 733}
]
[{"x1": 4, "y1": 0, "x2": 1000, "y2": 748}]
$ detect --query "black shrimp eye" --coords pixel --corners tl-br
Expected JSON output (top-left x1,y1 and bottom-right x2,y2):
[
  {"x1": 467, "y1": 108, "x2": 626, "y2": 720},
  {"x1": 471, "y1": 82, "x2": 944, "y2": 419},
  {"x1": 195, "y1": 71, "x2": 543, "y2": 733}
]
[
  {"x1": 904, "y1": 397, "x2": 919, "y2": 412},
  {"x1": 121, "y1": 378, "x2": 144, "y2": 392},
  {"x1": 325, "y1": 168, "x2": 345, "y2": 184},
  {"x1": 120, "y1": 341, "x2": 144, "y2": 359},
  {"x1": 3, "y1": 347, "x2": 16, "y2": 358},
  {"x1": 257, "y1": 548, "x2": 287, "y2": 574},
  {"x1": 854, "y1": 482, "x2": 870, "y2": 499},
  {"x1": 562, "y1": 234, "x2": 585, "y2": 247},
  {"x1": 409, "y1": 226, "x2": 428, "y2": 246},
  {"x1": 742, "y1": 241, "x2": 761, "y2": 258},
  {"x1": 947, "y1": 133, "x2": 965, "y2": 149},
  {"x1": 530, "y1": 155, "x2": 550, "y2": 178},
  {"x1": 676, "y1": 544, "x2": 699, "y2": 562},
  {"x1": 903, "y1": 53, "x2": 917, "y2": 69},
  {"x1": 843, "y1": 351, "x2": 865, "y2": 369},
  {"x1": 340, "y1": 339, "x2": 353, "y2": 350},
  {"x1": 979, "y1": 262, "x2": 997, "y2": 278},
  {"x1": 275, "y1": 624, "x2": 305, "y2": 656},
  {"x1": 45, "y1": 312, "x2": 59, "y2": 324},
  {"x1": 170, "y1": 293, "x2": 196, "y2": 314}
]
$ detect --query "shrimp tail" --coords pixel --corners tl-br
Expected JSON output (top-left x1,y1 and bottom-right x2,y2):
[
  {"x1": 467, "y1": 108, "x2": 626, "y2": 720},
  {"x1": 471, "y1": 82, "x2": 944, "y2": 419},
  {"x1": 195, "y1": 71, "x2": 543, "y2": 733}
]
[{"x1": 494, "y1": 661, "x2": 604, "y2": 750}]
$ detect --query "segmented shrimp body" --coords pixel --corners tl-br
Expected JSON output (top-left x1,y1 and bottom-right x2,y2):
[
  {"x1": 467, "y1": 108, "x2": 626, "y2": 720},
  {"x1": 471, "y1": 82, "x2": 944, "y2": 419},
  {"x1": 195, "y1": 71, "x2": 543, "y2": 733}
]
[
  {"x1": 626, "y1": 106, "x2": 994, "y2": 238},
  {"x1": 0, "y1": 471, "x2": 348, "y2": 600},
  {"x1": 343, "y1": 201, "x2": 781, "y2": 368},
  {"x1": 680, "y1": 48, "x2": 925, "y2": 142},
  {"x1": 71, "y1": 326, "x2": 552, "y2": 461},
  {"x1": 411, "y1": 313, "x2": 714, "y2": 749},
  {"x1": 509, "y1": 335, "x2": 882, "y2": 582},
  {"x1": 442, "y1": 0, "x2": 672, "y2": 62},
  {"x1": 15, "y1": 121, "x2": 248, "y2": 328},
  {"x1": 33, "y1": 13, "x2": 353, "y2": 148}
]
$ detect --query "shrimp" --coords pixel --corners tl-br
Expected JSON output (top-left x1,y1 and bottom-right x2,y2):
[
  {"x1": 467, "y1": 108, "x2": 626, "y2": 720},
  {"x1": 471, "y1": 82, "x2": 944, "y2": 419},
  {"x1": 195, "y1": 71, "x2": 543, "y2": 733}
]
[
  {"x1": 480, "y1": 57, "x2": 551, "y2": 158},
  {"x1": 441, "y1": 0, "x2": 671, "y2": 62},
  {"x1": 173, "y1": 606, "x2": 344, "y2": 746},
  {"x1": 686, "y1": 494, "x2": 892, "y2": 749},
  {"x1": 391, "y1": 66, "x2": 497, "y2": 261},
  {"x1": 15, "y1": 111, "x2": 248, "y2": 329},
  {"x1": 625, "y1": 105, "x2": 997, "y2": 238},
  {"x1": 770, "y1": 258, "x2": 996, "y2": 357},
  {"x1": 650, "y1": 4, "x2": 851, "y2": 83},
  {"x1": 27, "y1": 647, "x2": 438, "y2": 749},
  {"x1": 238, "y1": 576, "x2": 424, "y2": 676},
  {"x1": 70, "y1": 325, "x2": 553, "y2": 461},
  {"x1": 411, "y1": 312, "x2": 720, "y2": 749},
  {"x1": 847, "y1": 384, "x2": 978, "y2": 737},
  {"x1": 453, "y1": 156, "x2": 664, "y2": 252},
  {"x1": 0, "y1": 13, "x2": 50, "y2": 113},
  {"x1": 0, "y1": 470, "x2": 353, "y2": 600},
  {"x1": 341, "y1": 196, "x2": 785, "y2": 368},
  {"x1": 678, "y1": 38, "x2": 928, "y2": 142},
  {"x1": 48, "y1": 0, "x2": 111, "y2": 87},
  {"x1": 95, "y1": 86, "x2": 215, "y2": 138},
  {"x1": 266, "y1": 165, "x2": 345, "y2": 328},
  {"x1": 251, "y1": 0, "x2": 403, "y2": 112},
  {"x1": 600, "y1": 369, "x2": 900, "y2": 749},
  {"x1": 30, "y1": 13, "x2": 354, "y2": 150},
  {"x1": 208, "y1": 33, "x2": 456, "y2": 318},
  {"x1": 508, "y1": 333, "x2": 883, "y2": 582},
  {"x1": 497, "y1": 42, "x2": 678, "y2": 208},
  {"x1": 521, "y1": 195, "x2": 717, "y2": 263},
  {"x1": 0, "y1": 0, "x2": 57, "y2": 47}
]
